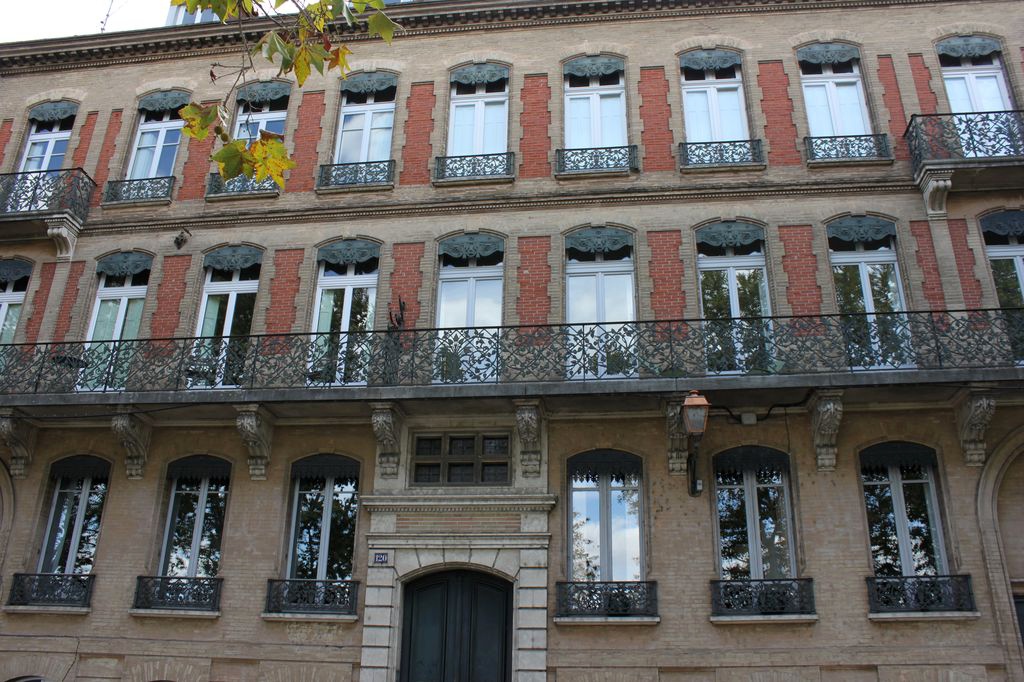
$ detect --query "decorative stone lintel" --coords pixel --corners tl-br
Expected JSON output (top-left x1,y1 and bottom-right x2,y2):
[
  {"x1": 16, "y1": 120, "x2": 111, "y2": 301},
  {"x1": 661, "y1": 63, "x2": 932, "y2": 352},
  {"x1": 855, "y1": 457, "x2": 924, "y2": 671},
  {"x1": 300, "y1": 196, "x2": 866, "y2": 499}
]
[
  {"x1": 0, "y1": 409, "x2": 37, "y2": 479},
  {"x1": 809, "y1": 389, "x2": 844, "y2": 471},
  {"x1": 665, "y1": 398, "x2": 688, "y2": 476},
  {"x1": 371, "y1": 402, "x2": 403, "y2": 479},
  {"x1": 919, "y1": 168, "x2": 954, "y2": 218},
  {"x1": 514, "y1": 399, "x2": 543, "y2": 478},
  {"x1": 235, "y1": 404, "x2": 275, "y2": 480},
  {"x1": 111, "y1": 407, "x2": 152, "y2": 479},
  {"x1": 44, "y1": 216, "x2": 81, "y2": 261},
  {"x1": 955, "y1": 390, "x2": 995, "y2": 466}
]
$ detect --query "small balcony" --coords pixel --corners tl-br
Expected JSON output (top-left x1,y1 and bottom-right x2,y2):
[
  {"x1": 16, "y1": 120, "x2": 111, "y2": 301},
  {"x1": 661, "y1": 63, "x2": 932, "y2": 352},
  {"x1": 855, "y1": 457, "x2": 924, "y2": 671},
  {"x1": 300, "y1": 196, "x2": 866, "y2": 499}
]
[
  {"x1": 866, "y1": 575, "x2": 976, "y2": 614},
  {"x1": 555, "y1": 581, "x2": 658, "y2": 619},
  {"x1": 680, "y1": 140, "x2": 764, "y2": 168},
  {"x1": 132, "y1": 576, "x2": 223, "y2": 612},
  {"x1": 434, "y1": 152, "x2": 515, "y2": 182},
  {"x1": 317, "y1": 160, "x2": 395, "y2": 189},
  {"x1": 206, "y1": 172, "x2": 278, "y2": 198},
  {"x1": 6, "y1": 573, "x2": 95, "y2": 609},
  {"x1": 103, "y1": 176, "x2": 175, "y2": 204},
  {"x1": 710, "y1": 578, "x2": 815, "y2": 619},
  {"x1": 555, "y1": 145, "x2": 638, "y2": 175},
  {"x1": 265, "y1": 579, "x2": 359, "y2": 616},
  {"x1": 805, "y1": 134, "x2": 891, "y2": 162}
]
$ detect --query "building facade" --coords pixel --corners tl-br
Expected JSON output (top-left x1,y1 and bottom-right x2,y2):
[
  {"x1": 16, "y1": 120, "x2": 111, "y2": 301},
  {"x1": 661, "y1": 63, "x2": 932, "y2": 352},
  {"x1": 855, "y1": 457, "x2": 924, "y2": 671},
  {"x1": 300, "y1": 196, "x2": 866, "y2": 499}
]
[{"x1": 0, "y1": 0, "x2": 1023, "y2": 680}]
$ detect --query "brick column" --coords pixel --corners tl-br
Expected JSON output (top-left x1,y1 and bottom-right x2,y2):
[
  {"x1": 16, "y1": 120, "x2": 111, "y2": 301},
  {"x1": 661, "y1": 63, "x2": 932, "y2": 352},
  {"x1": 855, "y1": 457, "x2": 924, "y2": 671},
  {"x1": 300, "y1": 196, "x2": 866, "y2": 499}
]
[
  {"x1": 21, "y1": 262, "x2": 56, "y2": 344},
  {"x1": 756, "y1": 61, "x2": 802, "y2": 166},
  {"x1": 909, "y1": 54, "x2": 939, "y2": 114},
  {"x1": 518, "y1": 75, "x2": 552, "y2": 179},
  {"x1": 90, "y1": 110, "x2": 123, "y2": 207},
  {"x1": 287, "y1": 91, "x2": 326, "y2": 192},
  {"x1": 53, "y1": 260, "x2": 87, "y2": 341},
  {"x1": 638, "y1": 67, "x2": 676, "y2": 172},
  {"x1": 389, "y1": 242, "x2": 426, "y2": 327},
  {"x1": 947, "y1": 218, "x2": 984, "y2": 308},
  {"x1": 264, "y1": 248, "x2": 306, "y2": 333},
  {"x1": 178, "y1": 100, "x2": 220, "y2": 200},
  {"x1": 150, "y1": 254, "x2": 193, "y2": 338},
  {"x1": 877, "y1": 56, "x2": 911, "y2": 160},
  {"x1": 779, "y1": 225, "x2": 823, "y2": 315},
  {"x1": 647, "y1": 230, "x2": 684, "y2": 318},
  {"x1": 399, "y1": 83, "x2": 436, "y2": 185},
  {"x1": 516, "y1": 236, "x2": 552, "y2": 325},
  {"x1": 0, "y1": 119, "x2": 14, "y2": 170},
  {"x1": 909, "y1": 220, "x2": 947, "y2": 309},
  {"x1": 70, "y1": 111, "x2": 98, "y2": 169}
]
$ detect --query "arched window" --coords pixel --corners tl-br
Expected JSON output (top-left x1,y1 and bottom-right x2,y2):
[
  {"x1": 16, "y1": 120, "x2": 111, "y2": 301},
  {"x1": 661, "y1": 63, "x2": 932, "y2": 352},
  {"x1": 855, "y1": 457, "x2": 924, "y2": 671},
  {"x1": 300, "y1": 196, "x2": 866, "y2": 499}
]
[
  {"x1": 0, "y1": 259, "x2": 32, "y2": 344},
  {"x1": 679, "y1": 49, "x2": 757, "y2": 165},
  {"x1": 447, "y1": 64, "x2": 509, "y2": 158},
  {"x1": 287, "y1": 454, "x2": 360, "y2": 581},
  {"x1": 110, "y1": 90, "x2": 188, "y2": 202},
  {"x1": 560, "y1": 56, "x2": 634, "y2": 173},
  {"x1": 938, "y1": 36, "x2": 1012, "y2": 113},
  {"x1": 39, "y1": 456, "x2": 111, "y2": 575},
  {"x1": 194, "y1": 246, "x2": 262, "y2": 387},
  {"x1": 160, "y1": 456, "x2": 231, "y2": 579},
  {"x1": 334, "y1": 72, "x2": 396, "y2": 169},
  {"x1": 568, "y1": 451, "x2": 642, "y2": 581},
  {"x1": 20, "y1": 101, "x2": 77, "y2": 174},
  {"x1": 235, "y1": 81, "x2": 290, "y2": 140}
]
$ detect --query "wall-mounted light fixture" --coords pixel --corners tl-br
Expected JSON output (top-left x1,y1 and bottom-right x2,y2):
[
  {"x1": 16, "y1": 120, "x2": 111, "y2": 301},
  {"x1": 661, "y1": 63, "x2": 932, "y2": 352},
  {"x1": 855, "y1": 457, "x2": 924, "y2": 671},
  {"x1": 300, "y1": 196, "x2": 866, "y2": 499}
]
[{"x1": 683, "y1": 390, "x2": 710, "y2": 497}]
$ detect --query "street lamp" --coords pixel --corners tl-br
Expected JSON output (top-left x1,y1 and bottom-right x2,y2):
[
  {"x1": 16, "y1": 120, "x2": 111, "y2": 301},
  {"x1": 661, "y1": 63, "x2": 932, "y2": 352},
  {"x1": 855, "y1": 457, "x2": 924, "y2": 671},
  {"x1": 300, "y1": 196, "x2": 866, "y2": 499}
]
[{"x1": 683, "y1": 390, "x2": 710, "y2": 496}]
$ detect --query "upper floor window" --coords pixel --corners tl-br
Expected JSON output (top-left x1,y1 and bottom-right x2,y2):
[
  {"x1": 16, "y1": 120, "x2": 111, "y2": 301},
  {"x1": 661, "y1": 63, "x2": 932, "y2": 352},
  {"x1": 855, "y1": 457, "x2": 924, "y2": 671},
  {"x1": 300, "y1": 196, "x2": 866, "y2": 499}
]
[
  {"x1": 564, "y1": 56, "x2": 627, "y2": 149},
  {"x1": 88, "y1": 253, "x2": 151, "y2": 343},
  {"x1": 938, "y1": 36, "x2": 1012, "y2": 113},
  {"x1": 336, "y1": 73, "x2": 396, "y2": 165},
  {"x1": 288, "y1": 455, "x2": 360, "y2": 580},
  {"x1": 20, "y1": 101, "x2": 78, "y2": 173},
  {"x1": 234, "y1": 82, "x2": 291, "y2": 142},
  {"x1": 982, "y1": 210, "x2": 1024, "y2": 308},
  {"x1": 166, "y1": 5, "x2": 217, "y2": 25},
  {"x1": 0, "y1": 259, "x2": 31, "y2": 345},
  {"x1": 194, "y1": 246, "x2": 262, "y2": 388},
  {"x1": 412, "y1": 433, "x2": 511, "y2": 486},
  {"x1": 797, "y1": 43, "x2": 871, "y2": 138},
  {"x1": 39, "y1": 456, "x2": 110, "y2": 575},
  {"x1": 161, "y1": 456, "x2": 231, "y2": 578},
  {"x1": 129, "y1": 91, "x2": 188, "y2": 180},
  {"x1": 680, "y1": 50, "x2": 748, "y2": 143},
  {"x1": 448, "y1": 64, "x2": 509, "y2": 156}
]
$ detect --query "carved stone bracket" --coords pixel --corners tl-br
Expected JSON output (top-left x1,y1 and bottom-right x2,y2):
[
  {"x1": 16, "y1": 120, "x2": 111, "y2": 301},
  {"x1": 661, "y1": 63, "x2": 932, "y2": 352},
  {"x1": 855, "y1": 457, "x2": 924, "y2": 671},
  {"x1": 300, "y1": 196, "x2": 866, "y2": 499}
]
[
  {"x1": 235, "y1": 404, "x2": 275, "y2": 480},
  {"x1": 111, "y1": 408, "x2": 152, "y2": 479},
  {"x1": 809, "y1": 390, "x2": 844, "y2": 471},
  {"x1": 665, "y1": 398, "x2": 688, "y2": 475},
  {"x1": 514, "y1": 400, "x2": 544, "y2": 478},
  {"x1": 918, "y1": 169, "x2": 954, "y2": 218},
  {"x1": 371, "y1": 402, "x2": 403, "y2": 479},
  {"x1": 45, "y1": 216, "x2": 81, "y2": 261},
  {"x1": 0, "y1": 409, "x2": 37, "y2": 479},
  {"x1": 956, "y1": 391, "x2": 995, "y2": 466}
]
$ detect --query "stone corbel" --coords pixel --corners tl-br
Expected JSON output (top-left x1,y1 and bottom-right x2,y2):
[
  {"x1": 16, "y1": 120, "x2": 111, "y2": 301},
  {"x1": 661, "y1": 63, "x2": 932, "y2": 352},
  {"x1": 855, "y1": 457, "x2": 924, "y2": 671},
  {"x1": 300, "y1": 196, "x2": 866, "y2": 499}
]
[
  {"x1": 956, "y1": 391, "x2": 995, "y2": 466},
  {"x1": 665, "y1": 398, "x2": 687, "y2": 476},
  {"x1": 514, "y1": 400, "x2": 543, "y2": 478},
  {"x1": 235, "y1": 404, "x2": 275, "y2": 480},
  {"x1": 371, "y1": 402, "x2": 403, "y2": 479},
  {"x1": 809, "y1": 389, "x2": 844, "y2": 471},
  {"x1": 919, "y1": 169, "x2": 954, "y2": 218},
  {"x1": 45, "y1": 216, "x2": 80, "y2": 262},
  {"x1": 0, "y1": 409, "x2": 37, "y2": 479},
  {"x1": 111, "y1": 408, "x2": 152, "y2": 479}
]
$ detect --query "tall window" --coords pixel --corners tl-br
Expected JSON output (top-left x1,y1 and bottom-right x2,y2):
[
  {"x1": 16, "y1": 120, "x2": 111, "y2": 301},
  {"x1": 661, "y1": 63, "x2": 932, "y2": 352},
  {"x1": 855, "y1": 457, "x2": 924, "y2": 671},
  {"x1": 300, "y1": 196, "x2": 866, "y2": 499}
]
[
  {"x1": 0, "y1": 260, "x2": 31, "y2": 345},
  {"x1": 569, "y1": 451, "x2": 642, "y2": 581},
  {"x1": 980, "y1": 211, "x2": 1024, "y2": 358},
  {"x1": 860, "y1": 443, "x2": 946, "y2": 577},
  {"x1": 335, "y1": 76, "x2": 396, "y2": 165},
  {"x1": 680, "y1": 52, "x2": 749, "y2": 144},
  {"x1": 288, "y1": 455, "x2": 359, "y2": 581},
  {"x1": 714, "y1": 448, "x2": 794, "y2": 580},
  {"x1": 235, "y1": 90, "x2": 289, "y2": 142},
  {"x1": 128, "y1": 109, "x2": 183, "y2": 180},
  {"x1": 20, "y1": 112, "x2": 74, "y2": 174},
  {"x1": 798, "y1": 45, "x2": 871, "y2": 139},
  {"x1": 939, "y1": 46, "x2": 1012, "y2": 114},
  {"x1": 194, "y1": 247, "x2": 262, "y2": 387},
  {"x1": 310, "y1": 241, "x2": 378, "y2": 385},
  {"x1": 39, "y1": 456, "x2": 110, "y2": 575},
  {"x1": 447, "y1": 65, "x2": 509, "y2": 156},
  {"x1": 696, "y1": 222, "x2": 771, "y2": 373},
  {"x1": 564, "y1": 58, "x2": 627, "y2": 149},
  {"x1": 81, "y1": 255, "x2": 151, "y2": 390},
  {"x1": 161, "y1": 456, "x2": 231, "y2": 579}
]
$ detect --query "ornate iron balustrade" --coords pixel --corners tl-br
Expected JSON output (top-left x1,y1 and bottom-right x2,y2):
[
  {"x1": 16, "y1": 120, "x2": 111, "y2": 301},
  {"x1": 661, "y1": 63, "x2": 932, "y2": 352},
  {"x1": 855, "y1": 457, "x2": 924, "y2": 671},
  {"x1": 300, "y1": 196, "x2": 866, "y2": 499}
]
[
  {"x1": 103, "y1": 176, "x2": 175, "y2": 203},
  {"x1": 265, "y1": 579, "x2": 359, "y2": 615},
  {"x1": 805, "y1": 134, "x2": 891, "y2": 161},
  {"x1": 3, "y1": 309, "x2": 1024, "y2": 395},
  {"x1": 6, "y1": 573, "x2": 95, "y2": 608},
  {"x1": 866, "y1": 575, "x2": 975, "y2": 613},
  {"x1": 434, "y1": 152, "x2": 515, "y2": 180},
  {"x1": 710, "y1": 578, "x2": 815, "y2": 616},
  {"x1": 556, "y1": 581, "x2": 657, "y2": 617},
  {"x1": 133, "y1": 576, "x2": 223, "y2": 611},
  {"x1": 680, "y1": 140, "x2": 764, "y2": 166},
  {"x1": 0, "y1": 168, "x2": 95, "y2": 223},
  {"x1": 318, "y1": 160, "x2": 395, "y2": 188},
  {"x1": 206, "y1": 172, "x2": 278, "y2": 196},
  {"x1": 556, "y1": 145, "x2": 638, "y2": 173},
  {"x1": 906, "y1": 110, "x2": 1024, "y2": 174}
]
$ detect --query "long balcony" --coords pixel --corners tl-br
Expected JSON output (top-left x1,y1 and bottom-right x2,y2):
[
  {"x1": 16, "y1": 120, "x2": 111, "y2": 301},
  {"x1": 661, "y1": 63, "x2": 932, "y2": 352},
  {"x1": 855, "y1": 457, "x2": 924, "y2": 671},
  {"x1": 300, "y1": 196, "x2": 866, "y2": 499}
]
[
  {"x1": 265, "y1": 579, "x2": 359, "y2": 615},
  {"x1": 318, "y1": 160, "x2": 395, "y2": 189},
  {"x1": 6, "y1": 573, "x2": 95, "y2": 609},
  {"x1": 434, "y1": 152, "x2": 515, "y2": 181},
  {"x1": 866, "y1": 575, "x2": 975, "y2": 614},
  {"x1": 555, "y1": 581, "x2": 658, "y2": 618},
  {"x1": 710, "y1": 578, "x2": 815, "y2": 617},
  {"x1": 0, "y1": 168, "x2": 95, "y2": 225},
  {"x1": 132, "y1": 576, "x2": 223, "y2": 612}
]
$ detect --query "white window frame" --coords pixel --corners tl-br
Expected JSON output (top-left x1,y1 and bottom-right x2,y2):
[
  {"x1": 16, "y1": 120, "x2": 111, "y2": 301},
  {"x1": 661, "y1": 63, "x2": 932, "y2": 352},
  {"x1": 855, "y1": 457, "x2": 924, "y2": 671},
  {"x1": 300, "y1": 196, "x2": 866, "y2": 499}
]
[
  {"x1": 38, "y1": 474, "x2": 104, "y2": 574},
  {"x1": 800, "y1": 61, "x2": 872, "y2": 137},
  {"x1": 697, "y1": 251, "x2": 770, "y2": 319},
  {"x1": 0, "y1": 278, "x2": 27, "y2": 343},
  {"x1": 986, "y1": 240, "x2": 1024, "y2": 301},
  {"x1": 287, "y1": 475, "x2": 358, "y2": 581},
  {"x1": 436, "y1": 261, "x2": 505, "y2": 328},
  {"x1": 565, "y1": 255, "x2": 635, "y2": 324},
  {"x1": 680, "y1": 66, "x2": 750, "y2": 142},
  {"x1": 940, "y1": 53, "x2": 1012, "y2": 113},
  {"x1": 829, "y1": 244, "x2": 907, "y2": 315},
  {"x1": 85, "y1": 273, "x2": 148, "y2": 343},
  {"x1": 19, "y1": 121, "x2": 71, "y2": 173},
  {"x1": 311, "y1": 261, "x2": 378, "y2": 385},
  {"x1": 563, "y1": 72, "x2": 627, "y2": 149},
  {"x1": 334, "y1": 98, "x2": 395, "y2": 164},
  {"x1": 195, "y1": 267, "x2": 261, "y2": 339},
  {"x1": 567, "y1": 460, "x2": 644, "y2": 582},
  {"x1": 447, "y1": 81, "x2": 509, "y2": 156},
  {"x1": 159, "y1": 476, "x2": 226, "y2": 578},
  {"x1": 234, "y1": 104, "x2": 288, "y2": 142},
  {"x1": 127, "y1": 112, "x2": 184, "y2": 180}
]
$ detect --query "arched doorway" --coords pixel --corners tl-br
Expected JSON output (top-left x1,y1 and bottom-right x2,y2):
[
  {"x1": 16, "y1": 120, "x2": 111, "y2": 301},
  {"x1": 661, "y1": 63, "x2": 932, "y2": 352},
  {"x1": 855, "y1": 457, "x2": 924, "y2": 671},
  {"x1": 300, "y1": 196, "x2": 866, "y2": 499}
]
[
  {"x1": 400, "y1": 570, "x2": 511, "y2": 682},
  {"x1": 997, "y1": 452, "x2": 1024, "y2": 650}
]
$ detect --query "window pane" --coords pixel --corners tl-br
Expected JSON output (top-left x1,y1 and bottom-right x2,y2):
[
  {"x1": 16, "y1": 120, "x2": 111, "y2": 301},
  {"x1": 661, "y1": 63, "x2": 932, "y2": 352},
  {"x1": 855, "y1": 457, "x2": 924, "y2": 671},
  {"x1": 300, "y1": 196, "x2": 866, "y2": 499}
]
[
  {"x1": 603, "y1": 273, "x2": 634, "y2": 322},
  {"x1": 902, "y1": 481, "x2": 940, "y2": 575},
  {"x1": 717, "y1": 87, "x2": 745, "y2": 140},
  {"x1": 833, "y1": 265, "x2": 867, "y2": 314},
  {"x1": 567, "y1": 274, "x2": 598, "y2": 323},
  {"x1": 91, "y1": 299, "x2": 121, "y2": 341},
  {"x1": 974, "y1": 74, "x2": 1009, "y2": 111},
  {"x1": 0, "y1": 303, "x2": 21, "y2": 344},
  {"x1": 991, "y1": 259, "x2": 1024, "y2": 307},
  {"x1": 264, "y1": 117, "x2": 286, "y2": 136},
  {"x1": 200, "y1": 294, "x2": 229, "y2": 337},
  {"x1": 73, "y1": 480, "x2": 107, "y2": 573},
  {"x1": 230, "y1": 293, "x2": 256, "y2": 336},
  {"x1": 129, "y1": 143, "x2": 156, "y2": 179},
  {"x1": 717, "y1": 484, "x2": 750, "y2": 579},
  {"x1": 438, "y1": 279, "x2": 469, "y2": 327},
  {"x1": 683, "y1": 89, "x2": 713, "y2": 142},
  {"x1": 566, "y1": 97, "x2": 592, "y2": 148},
  {"x1": 609, "y1": 485, "x2": 641, "y2": 580},
  {"x1": 292, "y1": 486, "x2": 325, "y2": 578},
  {"x1": 122, "y1": 298, "x2": 144, "y2": 340},
  {"x1": 598, "y1": 93, "x2": 625, "y2": 146},
  {"x1": 316, "y1": 288, "x2": 345, "y2": 333},
  {"x1": 349, "y1": 287, "x2": 374, "y2": 333},
  {"x1": 368, "y1": 111, "x2": 394, "y2": 161},
  {"x1": 450, "y1": 104, "x2": 476, "y2": 156},
  {"x1": 338, "y1": 113, "x2": 365, "y2": 163},
  {"x1": 868, "y1": 263, "x2": 903, "y2": 313},
  {"x1": 735, "y1": 268, "x2": 767, "y2": 318},
  {"x1": 757, "y1": 484, "x2": 791, "y2": 579},
  {"x1": 41, "y1": 485, "x2": 82, "y2": 573},
  {"x1": 571, "y1": 489, "x2": 601, "y2": 580},
  {"x1": 482, "y1": 101, "x2": 507, "y2": 154},
  {"x1": 196, "y1": 486, "x2": 227, "y2": 577},
  {"x1": 164, "y1": 486, "x2": 199, "y2": 576},
  {"x1": 943, "y1": 76, "x2": 972, "y2": 113},
  {"x1": 326, "y1": 481, "x2": 358, "y2": 579},
  {"x1": 862, "y1": 479, "x2": 902, "y2": 576},
  {"x1": 834, "y1": 82, "x2": 868, "y2": 135},
  {"x1": 473, "y1": 278, "x2": 503, "y2": 327},
  {"x1": 803, "y1": 84, "x2": 834, "y2": 136},
  {"x1": 156, "y1": 130, "x2": 181, "y2": 177},
  {"x1": 700, "y1": 269, "x2": 731, "y2": 318}
]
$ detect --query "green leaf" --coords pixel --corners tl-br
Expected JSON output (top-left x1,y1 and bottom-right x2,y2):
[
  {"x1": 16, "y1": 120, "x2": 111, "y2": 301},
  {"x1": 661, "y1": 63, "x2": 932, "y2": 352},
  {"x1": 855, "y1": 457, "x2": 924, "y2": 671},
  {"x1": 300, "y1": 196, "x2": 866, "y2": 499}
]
[
  {"x1": 179, "y1": 103, "x2": 219, "y2": 141},
  {"x1": 212, "y1": 139, "x2": 252, "y2": 179},
  {"x1": 250, "y1": 132, "x2": 296, "y2": 189},
  {"x1": 367, "y1": 11, "x2": 398, "y2": 44}
]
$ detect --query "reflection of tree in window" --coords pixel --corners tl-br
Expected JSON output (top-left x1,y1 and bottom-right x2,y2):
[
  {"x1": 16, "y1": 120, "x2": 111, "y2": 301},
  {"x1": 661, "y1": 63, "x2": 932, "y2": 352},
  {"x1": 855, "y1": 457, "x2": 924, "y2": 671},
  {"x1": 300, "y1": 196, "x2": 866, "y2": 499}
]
[
  {"x1": 162, "y1": 458, "x2": 231, "y2": 579},
  {"x1": 39, "y1": 457, "x2": 111, "y2": 575},
  {"x1": 982, "y1": 214, "x2": 1024, "y2": 360},
  {"x1": 568, "y1": 452, "x2": 642, "y2": 581}
]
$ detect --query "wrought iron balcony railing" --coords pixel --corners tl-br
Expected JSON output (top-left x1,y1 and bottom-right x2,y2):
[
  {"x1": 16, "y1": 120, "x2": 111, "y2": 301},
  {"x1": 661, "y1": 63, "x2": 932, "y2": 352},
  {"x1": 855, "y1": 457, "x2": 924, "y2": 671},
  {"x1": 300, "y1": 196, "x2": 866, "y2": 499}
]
[
  {"x1": 133, "y1": 576, "x2": 223, "y2": 611},
  {"x1": 2, "y1": 309, "x2": 1024, "y2": 395},
  {"x1": 556, "y1": 581, "x2": 657, "y2": 618},
  {"x1": 103, "y1": 176, "x2": 175, "y2": 203},
  {"x1": 805, "y1": 134, "x2": 891, "y2": 161},
  {"x1": 905, "y1": 110, "x2": 1024, "y2": 174},
  {"x1": 206, "y1": 172, "x2": 278, "y2": 196},
  {"x1": 710, "y1": 578, "x2": 815, "y2": 616},
  {"x1": 318, "y1": 160, "x2": 395, "y2": 188},
  {"x1": 6, "y1": 573, "x2": 95, "y2": 608},
  {"x1": 0, "y1": 168, "x2": 95, "y2": 223},
  {"x1": 265, "y1": 579, "x2": 359, "y2": 615},
  {"x1": 680, "y1": 140, "x2": 764, "y2": 167},
  {"x1": 435, "y1": 152, "x2": 515, "y2": 180},
  {"x1": 866, "y1": 575, "x2": 975, "y2": 613},
  {"x1": 556, "y1": 145, "x2": 638, "y2": 173}
]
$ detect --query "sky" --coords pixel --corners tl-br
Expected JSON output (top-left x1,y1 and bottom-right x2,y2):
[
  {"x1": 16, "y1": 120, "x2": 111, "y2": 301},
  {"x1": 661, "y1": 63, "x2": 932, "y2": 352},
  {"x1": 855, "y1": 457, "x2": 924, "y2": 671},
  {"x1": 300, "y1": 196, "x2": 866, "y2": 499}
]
[{"x1": 0, "y1": 0, "x2": 170, "y2": 44}]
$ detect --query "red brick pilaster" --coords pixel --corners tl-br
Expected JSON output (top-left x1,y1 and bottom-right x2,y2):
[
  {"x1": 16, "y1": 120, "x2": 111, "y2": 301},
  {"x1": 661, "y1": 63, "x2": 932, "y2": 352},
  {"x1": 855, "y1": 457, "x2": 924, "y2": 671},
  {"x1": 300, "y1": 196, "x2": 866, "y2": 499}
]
[
  {"x1": 70, "y1": 111, "x2": 98, "y2": 169},
  {"x1": 877, "y1": 56, "x2": 910, "y2": 160},
  {"x1": 779, "y1": 225, "x2": 822, "y2": 315},
  {"x1": 518, "y1": 75, "x2": 552, "y2": 179},
  {"x1": 178, "y1": 100, "x2": 220, "y2": 200},
  {"x1": 909, "y1": 220, "x2": 946, "y2": 309},
  {"x1": 947, "y1": 218, "x2": 983, "y2": 308},
  {"x1": 265, "y1": 249, "x2": 305, "y2": 334},
  {"x1": 909, "y1": 54, "x2": 939, "y2": 115},
  {"x1": 638, "y1": 67, "x2": 676, "y2": 172},
  {"x1": 756, "y1": 61, "x2": 802, "y2": 166},
  {"x1": 516, "y1": 236, "x2": 552, "y2": 325},
  {"x1": 0, "y1": 119, "x2": 14, "y2": 170},
  {"x1": 53, "y1": 261, "x2": 86, "y2": 341},
  {"x1": 23, "y1": 262, "x2": 56, "y2": 344},
  {"x1": 90, "y1": 110, "x2": 123, "y2": 207},
  {"x1": 399, "y1": 83, "x2": 436, "y2": 185},
  {"x1": 389, "y1": 243, "x2": 425, "y2": 327},
  {"x1": 150, "y1": 255, "x2": 193, "y2": 338},
  {"x1": 287, "y1": 91, "x2": 325, "y2": 192},
  {"x1": 647, "y1": 231, "x2": 685, "y2": 318}
]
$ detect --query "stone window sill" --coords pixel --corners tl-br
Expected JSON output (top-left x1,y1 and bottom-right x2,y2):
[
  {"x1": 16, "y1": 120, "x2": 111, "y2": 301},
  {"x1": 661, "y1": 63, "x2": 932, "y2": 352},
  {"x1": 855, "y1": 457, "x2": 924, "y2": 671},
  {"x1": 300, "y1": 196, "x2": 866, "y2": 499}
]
[
  {"x1": 205, "y1": 191, "x2": 279, "y2": 202},
  {"x1": 316, "y1": 183, "x2": 394, "y2": 195},
  {"x1": 129, "y1": 607, "x2": 220, "y2": 619},
  {"x1": 432, "y1": 175, "x2": 515, "y2": 187},
  {"x1": 681, "y1": 163, "x2": 766, "y2": 174},
  {"x1": 553, "y1": 615, "x2": 660, "y2": 625},
  {"x1": 261, "y1": 612, "x2": 358, "y2": 623},
  {"x1": 554, "y1": 169, "x2": 634, "y2": 180},
  {"x1": 101, "y1": 198, "x2": 173, "y2": 208},
  {"x1": 868, "y1": 610, "x2": 980, "y2": 622},
  {"x1": 3, "y1": 604, "x2": 91, "y2": 615},
  {"x1": 710, "y1": 613, "x2": 818, "y2": 625},
  {"x1": 806, "y1": 158, "x2": 894, "y2": 169}
]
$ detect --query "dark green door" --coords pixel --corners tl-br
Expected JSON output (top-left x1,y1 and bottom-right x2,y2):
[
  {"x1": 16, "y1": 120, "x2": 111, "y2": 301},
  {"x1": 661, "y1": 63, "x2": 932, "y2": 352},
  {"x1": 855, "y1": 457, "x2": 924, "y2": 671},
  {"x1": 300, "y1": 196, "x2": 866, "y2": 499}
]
[{"x1": 400, "y1": 570, "x2": 511, "y2": 682}]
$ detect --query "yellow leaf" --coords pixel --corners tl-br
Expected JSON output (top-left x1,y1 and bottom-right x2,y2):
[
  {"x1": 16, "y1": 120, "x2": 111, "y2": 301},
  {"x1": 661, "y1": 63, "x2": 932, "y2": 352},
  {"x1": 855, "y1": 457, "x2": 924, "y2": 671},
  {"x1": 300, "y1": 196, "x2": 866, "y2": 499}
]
[{"x1": 179, "y1": 103, "x2": 219, "y2": 141}]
